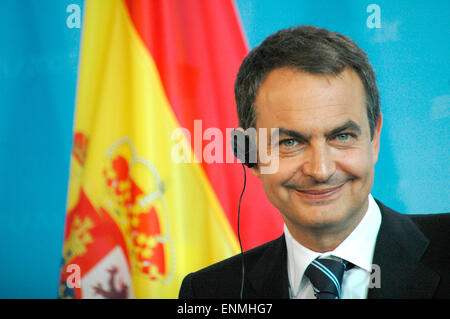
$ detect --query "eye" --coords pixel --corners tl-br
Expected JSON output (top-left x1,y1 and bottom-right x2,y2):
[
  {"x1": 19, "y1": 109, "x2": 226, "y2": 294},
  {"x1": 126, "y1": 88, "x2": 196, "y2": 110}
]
[
  {"x1": 280, "y1": 139, "x2": 298, "y2": 147},
  {"x1": 332, "y1": 132, "x2": 357, "y2": 145},
  {"x1": 336, "y1": 133, "x2": 351, "y2": 141}
]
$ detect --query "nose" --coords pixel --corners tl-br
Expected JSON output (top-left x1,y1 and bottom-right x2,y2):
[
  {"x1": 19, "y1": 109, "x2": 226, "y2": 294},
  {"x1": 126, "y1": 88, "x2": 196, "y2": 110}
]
[{"x1": 301, "y1": 142, "x2": 336, "y2": 182}]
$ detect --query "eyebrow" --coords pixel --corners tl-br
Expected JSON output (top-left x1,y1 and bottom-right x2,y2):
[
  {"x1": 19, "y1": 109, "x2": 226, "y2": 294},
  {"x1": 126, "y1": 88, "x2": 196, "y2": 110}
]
[
  {"x1": 325, "y1": 120, "x2": 362, "y2": 138},
  {"x1": 271, "y1": 120, "x2": 362, "y2": 142}
]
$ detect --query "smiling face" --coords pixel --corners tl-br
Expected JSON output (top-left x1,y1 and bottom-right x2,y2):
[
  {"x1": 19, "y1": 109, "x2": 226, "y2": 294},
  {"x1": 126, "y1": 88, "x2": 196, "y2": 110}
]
[{"x1": 252, "y1": 67, "x2": 382, "y2": 249}]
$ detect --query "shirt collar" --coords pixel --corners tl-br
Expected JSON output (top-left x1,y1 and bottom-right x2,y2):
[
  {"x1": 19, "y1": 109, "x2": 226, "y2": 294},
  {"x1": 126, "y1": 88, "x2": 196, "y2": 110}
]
[
  {"x1": 331, "y1": 194, "x2": 381, "y2": 272},
  {"x1": 284, "y1": 194, "x2": 382, "y2": 295}
]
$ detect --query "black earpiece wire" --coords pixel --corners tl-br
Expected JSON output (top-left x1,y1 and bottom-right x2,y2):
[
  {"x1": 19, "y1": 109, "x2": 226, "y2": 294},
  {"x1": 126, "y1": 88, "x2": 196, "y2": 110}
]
[{"x1": 238, "y1": 163, "x2": 247, "y2": 299}]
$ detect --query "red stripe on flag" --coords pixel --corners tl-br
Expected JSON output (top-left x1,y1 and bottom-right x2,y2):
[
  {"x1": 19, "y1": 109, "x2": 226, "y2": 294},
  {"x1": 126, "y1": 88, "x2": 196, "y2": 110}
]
[{"x1": 123, "y1": 0, "x2": 283, "y2": 250}]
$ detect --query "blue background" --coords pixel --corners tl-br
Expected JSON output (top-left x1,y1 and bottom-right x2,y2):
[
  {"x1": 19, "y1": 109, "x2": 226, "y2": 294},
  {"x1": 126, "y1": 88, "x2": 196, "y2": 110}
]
[{"x1": 0, "y1": 0, "x2": 448, "y2": 298}]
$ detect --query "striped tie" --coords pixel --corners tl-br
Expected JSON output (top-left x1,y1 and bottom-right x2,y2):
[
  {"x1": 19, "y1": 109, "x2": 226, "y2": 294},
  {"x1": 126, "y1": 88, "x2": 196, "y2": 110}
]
[{"x1": 305, "y1": 256, "x2": 347, "y2": 299}]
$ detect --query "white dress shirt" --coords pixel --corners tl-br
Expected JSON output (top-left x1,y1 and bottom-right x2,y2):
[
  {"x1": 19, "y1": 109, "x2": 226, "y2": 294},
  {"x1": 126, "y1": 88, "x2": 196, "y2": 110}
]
[{"x1": 285, "y1": 194, "x2": 382, "y2": 299}]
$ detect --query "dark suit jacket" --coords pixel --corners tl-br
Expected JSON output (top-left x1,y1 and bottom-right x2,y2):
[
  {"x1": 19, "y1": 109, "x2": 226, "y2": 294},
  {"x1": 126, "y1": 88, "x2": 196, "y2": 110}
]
[{"x1": 179, "y1": 200, "x2": 450, "y2": 298}]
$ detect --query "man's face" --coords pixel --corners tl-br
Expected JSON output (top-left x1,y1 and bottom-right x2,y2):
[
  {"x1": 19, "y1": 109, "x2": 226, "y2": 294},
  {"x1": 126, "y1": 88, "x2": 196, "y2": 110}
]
[{"x1": 252, "y1": 67, "x2": 382, "y2": 241}]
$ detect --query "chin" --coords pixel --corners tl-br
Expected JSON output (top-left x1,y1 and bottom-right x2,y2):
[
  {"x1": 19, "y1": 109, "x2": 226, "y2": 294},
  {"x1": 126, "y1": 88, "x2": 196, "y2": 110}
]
[
  {"x1": 297, "y1": 207, "x2": 349, "y2": 229},
  {"x1": 285, "y1": 195, "x2": 366, "y2": 231}
]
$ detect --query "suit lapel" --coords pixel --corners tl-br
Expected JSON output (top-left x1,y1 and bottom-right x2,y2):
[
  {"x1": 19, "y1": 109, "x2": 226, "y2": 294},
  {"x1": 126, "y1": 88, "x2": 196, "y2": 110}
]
[
  {"x1": 368, "y1": 201, "x2": 440, "y2": 298},
  {"x1": 245, "y1": 235, "x2": 290, "y2": 298}
]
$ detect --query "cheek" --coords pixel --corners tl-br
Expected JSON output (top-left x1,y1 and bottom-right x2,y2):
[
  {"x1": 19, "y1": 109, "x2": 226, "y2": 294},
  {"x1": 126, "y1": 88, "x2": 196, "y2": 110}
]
[
  {"x1": 260, "y1": 160, "x2": 296, "y2": 201},
  {"x1": 260, "y1": 173, "x2": 285, "y2": 198},
  {"x1": 336, "y1": 148, "x2": 375, "y2": 199},
  {"x1": 335, "y1": 147, "x2": 373, "y2": 179}
]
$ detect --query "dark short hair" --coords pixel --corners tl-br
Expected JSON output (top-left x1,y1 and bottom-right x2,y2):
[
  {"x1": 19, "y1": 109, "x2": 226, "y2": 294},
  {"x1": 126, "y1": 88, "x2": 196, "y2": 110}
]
[{"x1": 235, "y1": 25, "x2": 380, "y2": 139}]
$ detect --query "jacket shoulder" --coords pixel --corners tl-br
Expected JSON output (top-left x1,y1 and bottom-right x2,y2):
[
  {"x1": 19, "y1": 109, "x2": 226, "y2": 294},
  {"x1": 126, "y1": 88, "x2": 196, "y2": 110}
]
[
  {"x1": 409, "y1": 212, "x2": 450, "y2": 241},
  {"x1": 376, "y1": 199, "x2": 450, "y2": 298},
  {"x1": 410, "y1": 212, "x2": 450, "y2": 298},
  {"x1": 179, "y1": 237, "x2": 282, "y2": 298},
  {"x1": 376, "y1": 199, "x2": 450, "y2": 246}
]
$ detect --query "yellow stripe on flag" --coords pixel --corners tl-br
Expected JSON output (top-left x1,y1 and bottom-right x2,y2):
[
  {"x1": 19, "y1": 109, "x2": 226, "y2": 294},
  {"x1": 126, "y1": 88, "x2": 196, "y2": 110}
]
[{"x1": 64, "y1": 0, "x2": 239, "y2": 298}]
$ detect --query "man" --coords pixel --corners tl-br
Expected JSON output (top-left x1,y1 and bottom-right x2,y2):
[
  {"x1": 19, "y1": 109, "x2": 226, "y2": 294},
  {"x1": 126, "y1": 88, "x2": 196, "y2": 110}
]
[{"x1": 179, "y1": 26, "x2": 450, "y2": 298}]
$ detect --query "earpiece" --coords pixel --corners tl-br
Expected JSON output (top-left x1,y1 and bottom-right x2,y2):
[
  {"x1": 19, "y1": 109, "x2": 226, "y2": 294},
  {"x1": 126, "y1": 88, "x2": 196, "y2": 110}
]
[
  {"x1": 231, "y1": 129, "x2": 257, "y2": 168},
  {"x1": 231, "y1": 128, "x2": 258, "y2": 299}
]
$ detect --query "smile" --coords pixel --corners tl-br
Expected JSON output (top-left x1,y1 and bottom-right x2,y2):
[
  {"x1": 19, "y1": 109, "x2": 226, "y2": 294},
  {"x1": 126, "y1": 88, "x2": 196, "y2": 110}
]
[{"x1": 293, "y1": 183, "x2": 345, "y2": 201}]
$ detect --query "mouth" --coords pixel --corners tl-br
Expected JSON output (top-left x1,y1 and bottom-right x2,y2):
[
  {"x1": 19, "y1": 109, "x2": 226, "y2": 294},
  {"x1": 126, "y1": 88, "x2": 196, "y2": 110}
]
[{"x1": 293, "y1": 183, "x2": 345, "y2": 201}]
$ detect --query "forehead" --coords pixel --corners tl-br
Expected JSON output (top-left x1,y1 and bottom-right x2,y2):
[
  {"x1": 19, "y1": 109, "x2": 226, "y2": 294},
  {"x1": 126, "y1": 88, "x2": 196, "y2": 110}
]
[{"x1": 254, "y1": 67, "x2": 368, "y2": 132}]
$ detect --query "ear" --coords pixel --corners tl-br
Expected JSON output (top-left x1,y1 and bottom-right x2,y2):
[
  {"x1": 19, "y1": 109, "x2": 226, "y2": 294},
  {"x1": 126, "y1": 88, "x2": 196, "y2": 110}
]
[
  {"x1": 371, "y1": 113, "x2": 383, "y2": 164},
  {"x1": 232, "y1": 126, "x2": 259, "y2": 174},
  {"x1": 244, "y1": 127, "x2": 260, "y2": 178}
]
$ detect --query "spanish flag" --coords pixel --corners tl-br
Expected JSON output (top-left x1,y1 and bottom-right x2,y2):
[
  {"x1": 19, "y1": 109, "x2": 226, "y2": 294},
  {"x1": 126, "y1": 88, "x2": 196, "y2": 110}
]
[{"x1": 59, "y1": 0, "x2": 282, "y2": 299}]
